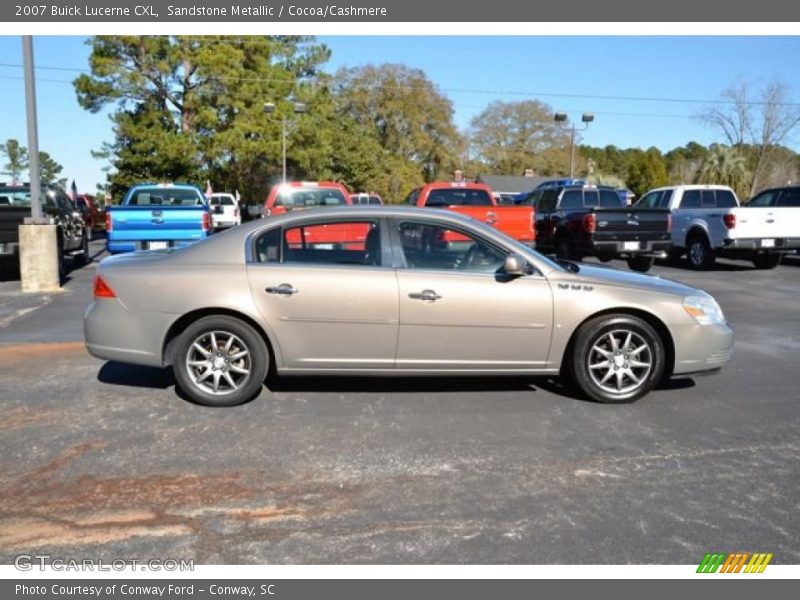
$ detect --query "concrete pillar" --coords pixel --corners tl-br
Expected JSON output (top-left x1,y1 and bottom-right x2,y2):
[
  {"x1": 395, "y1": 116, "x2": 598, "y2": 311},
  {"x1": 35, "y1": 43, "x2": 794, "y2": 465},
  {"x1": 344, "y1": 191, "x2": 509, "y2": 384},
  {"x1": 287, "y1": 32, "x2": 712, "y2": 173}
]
[{"x1": 19, "y1": 224, "x2": 60, "y2": 293}]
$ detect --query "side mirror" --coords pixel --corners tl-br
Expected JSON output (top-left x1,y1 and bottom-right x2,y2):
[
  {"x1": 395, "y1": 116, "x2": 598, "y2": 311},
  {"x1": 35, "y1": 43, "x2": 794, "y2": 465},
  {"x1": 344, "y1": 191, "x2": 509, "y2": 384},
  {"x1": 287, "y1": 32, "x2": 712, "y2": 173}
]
[{"x1": 504, "y1": 253, "x2": 527, "y2": 276}]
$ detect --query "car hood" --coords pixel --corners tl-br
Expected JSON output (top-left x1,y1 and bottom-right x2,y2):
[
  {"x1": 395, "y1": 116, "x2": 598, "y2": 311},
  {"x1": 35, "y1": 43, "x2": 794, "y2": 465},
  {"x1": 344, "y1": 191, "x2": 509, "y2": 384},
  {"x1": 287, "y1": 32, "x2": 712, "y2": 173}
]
[{"x1": 554, "y1": 262, "x2": 704, "y2": 298}]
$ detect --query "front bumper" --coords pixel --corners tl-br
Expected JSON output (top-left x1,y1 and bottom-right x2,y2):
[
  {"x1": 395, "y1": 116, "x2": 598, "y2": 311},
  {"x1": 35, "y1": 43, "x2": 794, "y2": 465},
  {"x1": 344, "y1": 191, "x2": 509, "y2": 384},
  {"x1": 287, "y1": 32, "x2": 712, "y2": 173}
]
[{"x1": 671, "y1": 321, "x2": 734, "y2": 376}]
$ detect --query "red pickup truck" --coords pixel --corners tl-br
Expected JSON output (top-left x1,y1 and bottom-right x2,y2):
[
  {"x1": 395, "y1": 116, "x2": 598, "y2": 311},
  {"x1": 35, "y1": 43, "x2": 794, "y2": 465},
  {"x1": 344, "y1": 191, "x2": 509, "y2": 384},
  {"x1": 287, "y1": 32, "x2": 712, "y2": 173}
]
[
  {"x1": 404, "y1": 182, "x2": 535, "y2": 245},
  {"x1": 263, "y1": 181, "x2": 367, "y2": 249}
]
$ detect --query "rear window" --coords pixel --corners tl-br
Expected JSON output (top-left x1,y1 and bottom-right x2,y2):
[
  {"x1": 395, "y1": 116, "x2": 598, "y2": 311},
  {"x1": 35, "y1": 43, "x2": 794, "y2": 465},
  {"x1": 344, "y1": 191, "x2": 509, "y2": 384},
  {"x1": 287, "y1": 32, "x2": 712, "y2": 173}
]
[
  {"x1": 560, "y1": 190, "x2": 582, "y2": 209},
  {"x1": 128, "y1": 187, "x2": 205, "y2": 206},
  {"x1": 424, "y1": 188, "x2": 492, "y2": 207},
  {"x1": 778, "y1": 189, "x2": 800, "y2": 207},
  {"x1": 0, "y1": 188, "x2": 33, "y2": 206},
  {"x1": 211, "y1": 195, "x2": 235, "y2": 206},
  {"x1": 599, "y1": 190, "x2": 623, "y2": 207},
  {"x1": 274, "y1": 188, "x2": 347, "y2": 208},
  {"x1": 715, "y1": 190, "x2": 738, "y2": 208}
]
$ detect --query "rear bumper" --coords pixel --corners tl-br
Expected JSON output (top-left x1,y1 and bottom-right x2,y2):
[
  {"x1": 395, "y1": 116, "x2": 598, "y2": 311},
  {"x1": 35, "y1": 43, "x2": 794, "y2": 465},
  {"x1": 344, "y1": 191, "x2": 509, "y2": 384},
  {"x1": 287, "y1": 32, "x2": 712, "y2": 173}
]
[
  {"x1": 0, "y1": 242, "x2": 19, "y2": 256},
  {"x1": 84, "y1": 298, "x2": 176, "y2": 367},
  {"x1": 585, "y1": 239, "x2": 672, "y2": 257},
  {"x1": 721, "y1": 237, "x2": 800, "y2": 252},
  {"x1": 107, "y1": 237, "x2": 206, "y2": 254},
  {"x1": 671, "y1": 322, "x2": 734, "y2": 376}
]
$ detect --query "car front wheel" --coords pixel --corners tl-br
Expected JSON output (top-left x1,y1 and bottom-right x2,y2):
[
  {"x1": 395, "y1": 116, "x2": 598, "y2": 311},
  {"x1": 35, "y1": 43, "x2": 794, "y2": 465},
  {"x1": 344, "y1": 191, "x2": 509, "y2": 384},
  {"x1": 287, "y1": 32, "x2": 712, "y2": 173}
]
[
  {"x1": 570, "y1": 314, "x2": 665, "y2": 403},
  {"x1": 173, "y1": 315, "x2": 269, "y2": 406},
  {"x1": 752, "y1": 253, "x2": 781, "y2": 270},
  {"x1": 627, "y1": 256, "x2": 654, "y2": 272}
]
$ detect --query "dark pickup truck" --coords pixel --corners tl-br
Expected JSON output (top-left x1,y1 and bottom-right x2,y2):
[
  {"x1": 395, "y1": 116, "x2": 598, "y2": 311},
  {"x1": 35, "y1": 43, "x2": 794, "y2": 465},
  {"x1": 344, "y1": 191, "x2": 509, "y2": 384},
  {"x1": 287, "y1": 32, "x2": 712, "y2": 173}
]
[
  {"x1": 0, "y1": 183, "x2": 90, "y2": 275},
  {"x1": 525, "y1": 184, "x2": 672, "y2": 272}
]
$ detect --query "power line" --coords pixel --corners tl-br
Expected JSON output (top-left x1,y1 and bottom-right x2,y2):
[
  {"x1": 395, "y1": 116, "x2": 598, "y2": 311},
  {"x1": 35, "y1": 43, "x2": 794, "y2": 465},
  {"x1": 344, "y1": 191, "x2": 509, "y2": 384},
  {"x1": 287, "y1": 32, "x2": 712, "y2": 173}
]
[{"x1": 1, "y1": 61, "x2": 799, "y2": 108}]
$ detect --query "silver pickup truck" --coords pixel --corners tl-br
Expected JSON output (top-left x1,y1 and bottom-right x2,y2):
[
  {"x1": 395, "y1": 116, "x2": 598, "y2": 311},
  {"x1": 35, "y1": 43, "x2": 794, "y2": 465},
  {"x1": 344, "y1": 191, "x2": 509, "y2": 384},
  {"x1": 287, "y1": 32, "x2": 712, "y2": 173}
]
[{"x1": 634, "y1": 184, "x2": 800, "y2": 269}]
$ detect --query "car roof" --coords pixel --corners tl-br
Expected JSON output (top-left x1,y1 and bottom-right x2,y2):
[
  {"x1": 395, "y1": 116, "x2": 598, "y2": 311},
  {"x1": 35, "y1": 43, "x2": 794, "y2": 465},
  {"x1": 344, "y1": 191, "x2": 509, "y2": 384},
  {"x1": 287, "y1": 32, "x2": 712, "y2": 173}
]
[{"x1": 651, "y1": 184, "x2": 734, "y2": 191}]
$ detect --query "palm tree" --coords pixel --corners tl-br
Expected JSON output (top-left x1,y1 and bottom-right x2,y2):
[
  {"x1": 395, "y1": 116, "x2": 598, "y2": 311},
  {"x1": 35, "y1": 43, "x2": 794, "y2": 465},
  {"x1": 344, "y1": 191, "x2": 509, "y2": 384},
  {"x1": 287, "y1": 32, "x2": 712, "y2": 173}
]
[{"x1": 696, "y1": 145, "x2": 750, "y2": 198}]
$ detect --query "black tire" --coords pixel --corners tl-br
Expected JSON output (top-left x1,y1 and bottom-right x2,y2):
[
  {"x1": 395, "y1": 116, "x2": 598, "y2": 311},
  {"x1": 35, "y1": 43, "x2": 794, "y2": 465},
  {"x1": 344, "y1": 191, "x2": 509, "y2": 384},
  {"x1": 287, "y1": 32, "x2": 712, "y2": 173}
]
[
  {"x1": 752, "y1": 253, "x2": 781, "y2": 270},
  {"x1": 555, "y1": 236, "x2": 574, "y2": 260},
  {"x1": 73, "y1": 228, "x2": 91, "y2": 267},
  {"x1": 627, "y1": 256, "x2": 654, "y2": 273},
  {"x1": 569, "y1": 314, "x2": 666, "y2": 404},
  {"x1": 172, "y1": 315, "x2": 269, "y2": 407},
  {"x1": 597, "y1": 255, "x2": 614, "y2": 263},
  {"x1": 686, "y1": 234, "x2": 715, "y2": 270},
  {"x1": 56, "y1": 233, "x2": 66, "y2": 280}
]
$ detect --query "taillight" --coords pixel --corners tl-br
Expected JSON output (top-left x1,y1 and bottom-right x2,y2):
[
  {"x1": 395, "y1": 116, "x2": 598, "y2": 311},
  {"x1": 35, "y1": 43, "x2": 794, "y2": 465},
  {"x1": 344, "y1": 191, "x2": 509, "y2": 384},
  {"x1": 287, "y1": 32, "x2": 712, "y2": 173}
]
[
  {"x1": 667, "y1": 213, "x2": 672, "y2": 233},
  {"x1": 723, "y1": 214, "x2": 736, "y2": 229},
  {"x1": 531, "y1": 207, "x2": 536, "y2": 240},
  {"x1": 202, "y1": 212, "x2": 210, "y2": 231},
  {"x1": 94, "y1": 275, "x2": 116, "y2": 299},
  {"x1": 105, "y1": 212, "x2": 112, "y2": 232},
  {"x1": 582, "y1": 213, "x2": 597, "y2": 234},
  {"x1": 234, "y1": 208, "x2": 239, "y2": 218}
]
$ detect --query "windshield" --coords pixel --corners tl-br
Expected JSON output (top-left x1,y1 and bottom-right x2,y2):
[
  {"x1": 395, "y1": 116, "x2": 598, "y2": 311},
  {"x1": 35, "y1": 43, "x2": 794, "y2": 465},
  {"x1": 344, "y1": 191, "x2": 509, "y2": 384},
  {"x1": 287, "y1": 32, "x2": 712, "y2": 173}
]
[
  {"x1": 275, "y1": 188, "x2": 347, "y2": 208},
  {"x1": 425, "y1": 188, "x2": 493, "y2": 207},
  {"x1": 127, "y1": 187, "x2": 205, "y2": 206}
]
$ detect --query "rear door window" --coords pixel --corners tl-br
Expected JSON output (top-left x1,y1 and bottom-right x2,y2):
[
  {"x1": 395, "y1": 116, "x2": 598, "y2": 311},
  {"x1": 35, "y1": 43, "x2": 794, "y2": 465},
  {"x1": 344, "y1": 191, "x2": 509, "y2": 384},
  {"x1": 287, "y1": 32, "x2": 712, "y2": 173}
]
[
  {"x1": 680, "y1": 190, "x2": 702, "y2": 208},
  {"x1": 715, "y1": 190, "x2": 738, "y2": 208},
  {"x1": 598, "y1": 190, "x2": 622, "y2": 207}
]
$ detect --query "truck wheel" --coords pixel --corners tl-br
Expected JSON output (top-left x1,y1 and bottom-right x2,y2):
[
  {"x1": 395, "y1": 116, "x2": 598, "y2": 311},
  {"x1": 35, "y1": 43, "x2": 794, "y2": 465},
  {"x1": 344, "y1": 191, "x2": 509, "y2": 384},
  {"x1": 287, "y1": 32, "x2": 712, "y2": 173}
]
[
  {"x1": 752, "y1": 253, "x2": 781, "y2": 270},
  {"x1": 57, "y1": 234, "x2": 66, "y2": 280},
  {"x1": 173, "y1": 315, "x2": 268, "y2": 407},
  {"x1": 569, "y1": 314, "x2": 665, "y2": 403},
  {"x1": 555, "y1": 237, "x2": 574, "y2": 260},
  {"x1": 627, "y1": 256, "x2": 654, "y2": 273},
  {"x1": 686, "y1": 235, "x2": 715, "y2": 270},
  {"x1": 73, "y1": 229, "x2": 91, "y2": 267},
  {"x1": 597, "y1": 255, "x2": 614, "y2": 263},
  {"x1": 665, "y1": 248, "x2": 683, "y2": 265}
]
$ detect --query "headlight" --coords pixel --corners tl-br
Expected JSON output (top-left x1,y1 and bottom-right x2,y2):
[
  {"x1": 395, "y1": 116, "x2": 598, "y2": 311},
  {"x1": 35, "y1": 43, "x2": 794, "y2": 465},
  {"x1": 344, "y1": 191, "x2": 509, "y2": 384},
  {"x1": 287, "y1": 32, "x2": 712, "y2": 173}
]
[{"x1": 683, "y1": 295, "x2": 725, "y2": 325}]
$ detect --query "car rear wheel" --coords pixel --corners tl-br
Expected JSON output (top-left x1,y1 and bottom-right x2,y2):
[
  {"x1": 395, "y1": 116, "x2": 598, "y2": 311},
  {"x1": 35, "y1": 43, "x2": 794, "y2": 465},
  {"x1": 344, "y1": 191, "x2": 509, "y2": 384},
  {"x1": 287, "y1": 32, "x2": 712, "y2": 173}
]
[
  {"x1": 687, "y1": 235, "x2": 715, "y2": 270},
  {"x1": 570, "y1": 314, "x2": 665, "y2": 403},
  {"x1": 555, "y1": 237, "x2": 574, "y2": 260},
  {"x1": 627, "y1": 256, "x2": 654, "y2": 272},
  {"x1": 173, "y1": 316, "x2": 268, "y2": 407},
  {"x1": 752, "y1": 253, "x2": 781, "y2": 270}
]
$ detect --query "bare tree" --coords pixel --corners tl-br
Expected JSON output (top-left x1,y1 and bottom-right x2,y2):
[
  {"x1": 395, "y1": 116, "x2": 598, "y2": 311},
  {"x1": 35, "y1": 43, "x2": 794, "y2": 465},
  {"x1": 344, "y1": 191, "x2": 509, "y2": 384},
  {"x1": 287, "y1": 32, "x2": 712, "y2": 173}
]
[{"x1": 699, "y1": 80, "x2": 800, "y2": 196}]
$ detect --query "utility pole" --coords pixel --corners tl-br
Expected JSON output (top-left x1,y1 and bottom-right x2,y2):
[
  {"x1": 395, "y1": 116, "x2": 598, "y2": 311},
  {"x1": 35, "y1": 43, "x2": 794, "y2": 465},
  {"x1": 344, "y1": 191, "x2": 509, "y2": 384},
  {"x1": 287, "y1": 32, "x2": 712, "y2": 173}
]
[
  {"x1": 554, "y1": 112, "x2": 594, "y2": 180},
  {"x1": 19, "y1": 35, "x2": 60, "y2": 293}
]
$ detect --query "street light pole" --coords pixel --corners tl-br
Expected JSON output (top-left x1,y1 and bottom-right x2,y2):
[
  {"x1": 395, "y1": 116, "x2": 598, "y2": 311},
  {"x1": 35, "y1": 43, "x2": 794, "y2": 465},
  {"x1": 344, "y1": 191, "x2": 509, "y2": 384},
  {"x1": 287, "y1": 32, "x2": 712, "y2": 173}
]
[
  {"x1": 554, "y1": 112, "x2": 594, "y2": 180},
  {"x1": 264, "y1": 101, "x2": 307, "y2": 184}
]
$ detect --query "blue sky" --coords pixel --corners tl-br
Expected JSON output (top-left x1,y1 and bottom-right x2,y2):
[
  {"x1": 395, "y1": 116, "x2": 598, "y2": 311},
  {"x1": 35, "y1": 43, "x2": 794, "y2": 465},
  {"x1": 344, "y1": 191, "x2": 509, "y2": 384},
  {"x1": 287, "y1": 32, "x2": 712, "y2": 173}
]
[{"x1": 0, "y1": 35, "x2": 798, "y2": 193}]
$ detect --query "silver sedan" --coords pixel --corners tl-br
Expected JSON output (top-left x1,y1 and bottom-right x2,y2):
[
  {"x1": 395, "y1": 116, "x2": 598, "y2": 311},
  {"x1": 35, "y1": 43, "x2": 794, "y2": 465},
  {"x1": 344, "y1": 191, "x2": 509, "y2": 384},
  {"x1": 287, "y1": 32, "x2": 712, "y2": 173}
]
[{"x1": 85, "y1": 206, "x2": 733, "y2": 406}]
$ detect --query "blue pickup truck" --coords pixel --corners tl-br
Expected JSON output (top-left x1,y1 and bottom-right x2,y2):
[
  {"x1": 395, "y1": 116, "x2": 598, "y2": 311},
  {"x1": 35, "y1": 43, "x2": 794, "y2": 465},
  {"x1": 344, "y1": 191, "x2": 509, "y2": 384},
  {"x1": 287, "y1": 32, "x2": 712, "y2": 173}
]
[{"x1": 106, "y1": 183, "x2": 211, "y2": 254}]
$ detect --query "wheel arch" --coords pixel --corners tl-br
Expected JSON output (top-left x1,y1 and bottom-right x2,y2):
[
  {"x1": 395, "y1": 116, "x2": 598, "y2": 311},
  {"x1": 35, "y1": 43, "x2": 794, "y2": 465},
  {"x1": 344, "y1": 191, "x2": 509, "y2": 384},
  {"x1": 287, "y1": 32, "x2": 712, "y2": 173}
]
[
  {"x1": 684, "y1": 223, "x2": 710, "y2": 248},
  {"x1": 162, "y1": 307, "x2": 278, "y2": 373},
  {"x1": 560, "y1": 307, "x2": 675, "y2": 379}
]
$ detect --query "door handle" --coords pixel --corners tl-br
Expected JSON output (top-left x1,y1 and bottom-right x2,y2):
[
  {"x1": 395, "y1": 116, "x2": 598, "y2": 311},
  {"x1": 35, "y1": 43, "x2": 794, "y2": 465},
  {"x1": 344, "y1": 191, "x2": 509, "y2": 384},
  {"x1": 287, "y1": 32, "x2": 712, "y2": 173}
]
[
  {"x1": 266, "y1": 283, "x2": 298, "y2": 295},
  {"x1": 408, "y1": 289, "x2": 441, "y2": 302}
]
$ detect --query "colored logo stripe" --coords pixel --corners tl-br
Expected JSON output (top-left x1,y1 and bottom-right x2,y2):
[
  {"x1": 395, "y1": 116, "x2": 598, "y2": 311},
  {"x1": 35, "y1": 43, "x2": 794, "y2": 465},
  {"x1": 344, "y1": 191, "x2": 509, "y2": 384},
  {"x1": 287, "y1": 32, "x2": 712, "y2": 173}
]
[{"x1": 697, "y1": 552, "x2": 772, "y2": 573}]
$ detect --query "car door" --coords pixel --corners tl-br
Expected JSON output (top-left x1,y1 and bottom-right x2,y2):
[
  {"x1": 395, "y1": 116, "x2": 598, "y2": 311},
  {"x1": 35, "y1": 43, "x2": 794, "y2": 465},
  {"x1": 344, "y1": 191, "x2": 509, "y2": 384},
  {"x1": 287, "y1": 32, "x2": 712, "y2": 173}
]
[
  {"x1": 391, "y1": 218, "x2": 553, "y2": 371},
  {"x1": 246, "y1": 216, "x2": 399, "y2": 371}
]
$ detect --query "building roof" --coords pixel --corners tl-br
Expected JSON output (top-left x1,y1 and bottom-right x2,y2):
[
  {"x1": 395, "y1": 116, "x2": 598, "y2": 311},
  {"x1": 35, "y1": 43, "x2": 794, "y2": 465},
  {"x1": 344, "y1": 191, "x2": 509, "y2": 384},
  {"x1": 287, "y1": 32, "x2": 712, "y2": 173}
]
[{"x1": 475, "y1": 174, "x2": 548, "y2": 194}]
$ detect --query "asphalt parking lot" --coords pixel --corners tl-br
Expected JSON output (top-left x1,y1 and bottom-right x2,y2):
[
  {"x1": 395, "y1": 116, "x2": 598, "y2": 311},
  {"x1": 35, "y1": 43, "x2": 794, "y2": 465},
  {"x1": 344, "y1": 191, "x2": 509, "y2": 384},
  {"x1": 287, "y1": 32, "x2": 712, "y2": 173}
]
[{"x1": 1, "y1": 238, "x2": 798, "y2": 564}]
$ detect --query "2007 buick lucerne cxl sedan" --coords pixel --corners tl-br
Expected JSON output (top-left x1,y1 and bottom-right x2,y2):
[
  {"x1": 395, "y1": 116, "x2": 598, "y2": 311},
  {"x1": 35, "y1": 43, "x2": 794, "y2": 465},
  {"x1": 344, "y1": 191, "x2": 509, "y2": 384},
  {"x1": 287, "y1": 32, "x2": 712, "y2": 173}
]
[{"x1": 84, "y1": 206, "x2": 733, "y2": 406}]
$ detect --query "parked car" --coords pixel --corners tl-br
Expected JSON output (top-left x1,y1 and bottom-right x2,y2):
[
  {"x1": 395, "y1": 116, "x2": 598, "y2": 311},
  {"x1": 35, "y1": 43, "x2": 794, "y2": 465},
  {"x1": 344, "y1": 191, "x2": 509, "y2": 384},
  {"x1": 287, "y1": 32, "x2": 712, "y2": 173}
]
[
  {"x1": 85, "y1": 206, "x2": 733, "y2": 407},
  {"x1": 636, "y1": 184, "x2": 800, "y2": 269},
  {"x1": 526, "y1": 183, "x2": 672, "y2": 272},
  {"x1": 0, "y1": 183, "x2": 90, "y2": 275},
  {"x1": 405, "y1": 181, "x2": 535, "y2": 246},
  {"x1": 350, "y1": 193, "x2": 383, "y2": 205},
  {"x1": 208, "y1": 193, "x2": 241, "y2": 229},
  {"x1": 106, "y1": 183, "x2": 210, "y2": 254},
  {"x1": 264, "y1": 181, "x2": 352, "y2": 216},
  {"x1": 73, "y1": 193, "x2": 105, "y2": 233}
]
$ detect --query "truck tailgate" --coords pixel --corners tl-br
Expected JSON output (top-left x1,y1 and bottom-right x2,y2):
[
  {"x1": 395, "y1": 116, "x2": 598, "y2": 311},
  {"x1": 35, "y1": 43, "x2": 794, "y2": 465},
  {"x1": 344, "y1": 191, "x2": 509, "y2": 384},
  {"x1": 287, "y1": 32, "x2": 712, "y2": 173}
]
[
  {"x1": 0, "y1": 207, "x2": 30, "y2": 245},
  {"x1": 593, "y1": 208, "x2": 671, "y2": 241},
  {"x1": 446, "y1": 205, "x2": 535, "y2": 243},
  {"x1": 108, "y1": 206, "x2": 207, "y2": 243},
  {"x1": 732, "y1": 207, "x2": 800, "y2": 240}
]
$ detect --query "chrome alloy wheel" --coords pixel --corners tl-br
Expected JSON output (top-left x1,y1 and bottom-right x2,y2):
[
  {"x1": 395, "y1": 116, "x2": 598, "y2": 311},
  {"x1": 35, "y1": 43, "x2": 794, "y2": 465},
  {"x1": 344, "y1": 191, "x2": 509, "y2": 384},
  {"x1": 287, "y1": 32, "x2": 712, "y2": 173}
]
[
  {"x1": 688, "y1": 241, "x2": 705, "y2": 266},
  {"x1": 185, "y1": 330, "x2": 252, "y2": 396},
  {"x1": 587, "y1": 329, "x2": 653, "y2": 395}
]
